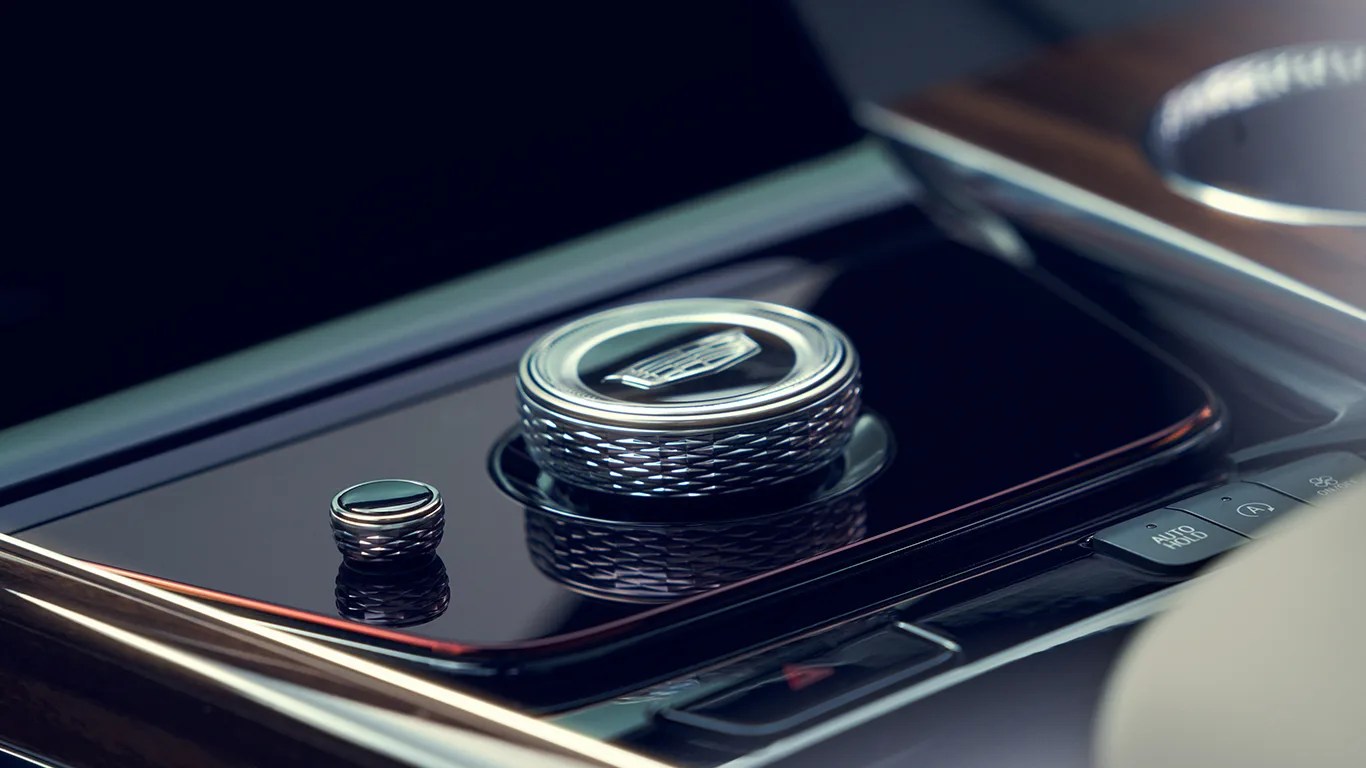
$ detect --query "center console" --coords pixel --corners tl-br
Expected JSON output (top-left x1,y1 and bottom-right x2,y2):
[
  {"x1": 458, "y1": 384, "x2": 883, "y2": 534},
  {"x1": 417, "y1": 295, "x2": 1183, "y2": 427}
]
[
  {"x1": 17, "y1": 193, "x2": 1358, "y2": 765},
  {"x1": 4, "y1": 3, "x2": 1365, "y2": 767}
]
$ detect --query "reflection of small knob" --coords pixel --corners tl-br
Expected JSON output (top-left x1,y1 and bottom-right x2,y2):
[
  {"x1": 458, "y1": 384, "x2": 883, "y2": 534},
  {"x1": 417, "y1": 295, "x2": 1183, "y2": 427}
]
[
  {"x1": 335, "y1": 557, "x2": 450, "y2": 627},
  {"x1": 330, "y1": 479, "x2": 444, "y2": 564},
  {"x1": 517, "y1": 299, "x2": 861, "y2": 497}
]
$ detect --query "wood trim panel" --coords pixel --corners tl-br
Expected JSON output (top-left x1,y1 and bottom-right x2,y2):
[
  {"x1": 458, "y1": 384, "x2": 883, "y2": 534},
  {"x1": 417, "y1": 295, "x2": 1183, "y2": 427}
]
[
  {"x1": 0, "y1": 535, "x2": 660, "y2": 768},
  {"x1": 886, "y1": 0, "x2": 1366, "y2": 309}
]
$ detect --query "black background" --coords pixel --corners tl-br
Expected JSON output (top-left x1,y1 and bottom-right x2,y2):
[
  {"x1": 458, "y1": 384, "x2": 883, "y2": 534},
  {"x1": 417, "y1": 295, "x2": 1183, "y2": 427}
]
[{"x1": 0, "y1": 3, "x2": 857, "y2": 429}]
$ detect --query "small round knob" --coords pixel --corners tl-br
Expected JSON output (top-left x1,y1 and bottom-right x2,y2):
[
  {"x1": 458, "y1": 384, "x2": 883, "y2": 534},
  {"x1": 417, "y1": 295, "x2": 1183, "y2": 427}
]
[
  {"x1": 517, "y1": 298, "x2": 861, "y2": 497},
  {"x1": 330, "y1": 479, "x2": 444, "y2": 563}
]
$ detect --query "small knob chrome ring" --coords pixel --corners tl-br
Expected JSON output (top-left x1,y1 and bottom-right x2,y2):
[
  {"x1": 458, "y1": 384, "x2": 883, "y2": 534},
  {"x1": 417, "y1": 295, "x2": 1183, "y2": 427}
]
[{"x1": 330, "y1": 479, "x2": 444, "y2": 563}]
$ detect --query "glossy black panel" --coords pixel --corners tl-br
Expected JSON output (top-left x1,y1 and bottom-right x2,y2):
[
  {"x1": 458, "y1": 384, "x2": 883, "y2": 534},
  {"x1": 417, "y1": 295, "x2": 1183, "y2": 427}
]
[{"x1": 18, "y1": 236, "x2": 1214, "y2": 652}]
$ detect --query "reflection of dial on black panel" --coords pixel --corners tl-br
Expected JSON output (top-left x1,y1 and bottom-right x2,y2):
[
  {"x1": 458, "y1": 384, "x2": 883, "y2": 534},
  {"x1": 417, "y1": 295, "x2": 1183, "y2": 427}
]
[
  {"x1": 524, "y1": 492, "x2": 868, "y2": 603},
  {"x1": 491, "y1": 412, "x2": 895, "y2": 602},
  {"x1": 517, "y1": 299, "x2": 862, "y2": 497}
]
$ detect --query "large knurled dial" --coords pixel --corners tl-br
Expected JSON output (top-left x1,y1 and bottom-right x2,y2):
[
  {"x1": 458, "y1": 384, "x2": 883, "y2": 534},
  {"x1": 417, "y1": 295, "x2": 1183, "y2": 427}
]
[{"x1": 516, "y1": 298, "x2": 861, "y2": 497}]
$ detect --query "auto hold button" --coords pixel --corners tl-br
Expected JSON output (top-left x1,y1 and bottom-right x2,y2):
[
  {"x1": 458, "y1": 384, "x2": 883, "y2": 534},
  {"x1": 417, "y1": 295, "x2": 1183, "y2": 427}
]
[{"x1": 1091, "y1": 508, "x2": 1246, "y2": 573}]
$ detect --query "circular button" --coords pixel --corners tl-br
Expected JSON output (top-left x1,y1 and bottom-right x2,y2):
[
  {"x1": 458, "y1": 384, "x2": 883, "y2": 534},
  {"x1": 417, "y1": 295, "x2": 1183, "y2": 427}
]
[
  {"x1": 329, "y1": 479, "x2": 444, "y2": 563},
  {"x1": 517, "y1": 299, "x2": 861, "y2": 497}
]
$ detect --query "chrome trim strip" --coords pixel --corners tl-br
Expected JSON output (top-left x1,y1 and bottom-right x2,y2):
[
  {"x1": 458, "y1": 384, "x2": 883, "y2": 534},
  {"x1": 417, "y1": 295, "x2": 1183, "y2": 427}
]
[
  {"x1": 720, "y1": 586, "x2": 1185, "y2": 768},
  {"x1": 893, "y1": 621, "x2": 962, "y2": 655},
  {"x1": 857, "y1": 103, "x2": 1366, "y2": 329},
  {"x1": 0, "y1": 743, "x2": 65, "y2": 768},
  {"x1": 1160, "y1": 170, "x2": 1366, "y2": 228}
]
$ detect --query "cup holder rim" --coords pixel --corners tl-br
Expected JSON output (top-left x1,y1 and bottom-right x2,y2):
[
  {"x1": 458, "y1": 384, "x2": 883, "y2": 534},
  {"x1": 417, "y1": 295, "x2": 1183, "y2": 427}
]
[{"x1": 1147, "y1": 40, "x2": 1366, "y2": 227}]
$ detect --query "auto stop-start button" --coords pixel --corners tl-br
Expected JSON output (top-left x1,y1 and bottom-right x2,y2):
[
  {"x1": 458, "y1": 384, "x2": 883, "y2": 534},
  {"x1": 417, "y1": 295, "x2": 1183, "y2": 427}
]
[
  {"x1": 1167, "y1": 482, "x2": 1306, "y2": 539},
  {"x1": 1091, "y1": 508, "x2": 1247, "y2": 573},
  {"x1": 1247, "y1": 452, "x2": 1366, "y2": 505}
]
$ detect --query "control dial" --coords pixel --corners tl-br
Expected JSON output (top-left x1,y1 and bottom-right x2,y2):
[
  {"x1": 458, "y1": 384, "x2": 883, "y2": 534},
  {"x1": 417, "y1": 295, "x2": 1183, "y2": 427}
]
[
  {"x1": 516, "y1": 298, "x2": 861, "y2": 497},
  {"x1": 329, "y1": 479, "x2": 444, "y2": 563}
]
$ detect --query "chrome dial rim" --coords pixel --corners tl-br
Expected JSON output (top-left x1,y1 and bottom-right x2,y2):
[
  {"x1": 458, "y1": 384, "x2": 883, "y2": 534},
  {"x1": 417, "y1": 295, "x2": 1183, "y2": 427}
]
[{"x1": 518, "y1": 298, "x2": 857, "y2": 430}]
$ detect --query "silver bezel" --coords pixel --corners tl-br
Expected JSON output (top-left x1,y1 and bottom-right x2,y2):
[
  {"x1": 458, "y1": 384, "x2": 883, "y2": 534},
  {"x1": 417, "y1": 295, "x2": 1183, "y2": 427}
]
[
  {"x1": 518, "y1": 298, "x2": 857, "y2": 429},
  {"x1": 1147, "y1": 41, "x2": 1366, "y2": 227},
  {"x1": 329, "y1": 479, "x2": 443, "y2": 527}
]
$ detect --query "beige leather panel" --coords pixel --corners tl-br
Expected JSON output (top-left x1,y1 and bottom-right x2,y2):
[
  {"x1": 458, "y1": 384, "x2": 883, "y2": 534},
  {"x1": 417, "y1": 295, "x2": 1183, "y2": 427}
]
[{"x1": 1097, "y1": 485, "x2": 1366, "y2": 767}]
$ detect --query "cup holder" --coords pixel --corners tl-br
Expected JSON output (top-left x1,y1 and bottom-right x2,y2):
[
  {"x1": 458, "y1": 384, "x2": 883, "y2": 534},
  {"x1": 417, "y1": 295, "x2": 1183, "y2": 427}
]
[{"x1": 1148, "y1": 42, "x2": 1366, "y2": 226}]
